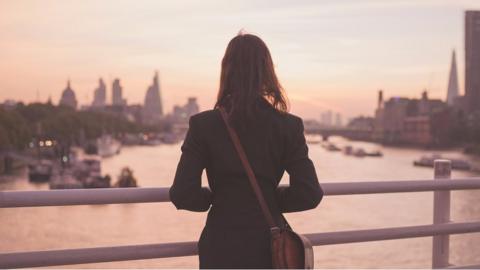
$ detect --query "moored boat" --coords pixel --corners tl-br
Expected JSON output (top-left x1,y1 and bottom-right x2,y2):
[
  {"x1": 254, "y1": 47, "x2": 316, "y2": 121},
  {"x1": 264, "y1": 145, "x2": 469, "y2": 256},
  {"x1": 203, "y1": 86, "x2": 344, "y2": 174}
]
[
  {"x1": 413, "y1": 154, "x2": 471, "y2": 170},
  {"x1": 366, "y1": 150, "x2": 383, "y2": 157},
  {"x1": 49, "y1": 171, "x2": 84, "y2": 189},
  {"x1": 344, "y1": 145, "x2": 353, "y2": 155},
  {"x1": 353, "y1": 148, "x2": 367, "y2": 157},
  {"x1": 28, "y1": 160, "x2": 53, "y2": 182},
  {"x1": 326, "y1": 143, "x2": 341, "y2": 151},
  {"x1": 97, "y1": 135, "x2": 121, "y2": 157}
]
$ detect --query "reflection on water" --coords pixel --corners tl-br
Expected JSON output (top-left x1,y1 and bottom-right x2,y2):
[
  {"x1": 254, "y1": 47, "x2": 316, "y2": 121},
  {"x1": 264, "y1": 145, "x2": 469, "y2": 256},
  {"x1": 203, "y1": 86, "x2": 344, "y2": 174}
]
[{"x1": 1, "y1": 136, "x2": 479, "y2": 268}]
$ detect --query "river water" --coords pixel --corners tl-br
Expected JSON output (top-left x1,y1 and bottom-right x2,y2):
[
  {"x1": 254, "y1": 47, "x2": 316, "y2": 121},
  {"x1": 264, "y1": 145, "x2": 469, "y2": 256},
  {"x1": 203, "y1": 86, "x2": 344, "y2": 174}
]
[{"x1": 1, "y1": 136, "x2": 480, "y2": 268}]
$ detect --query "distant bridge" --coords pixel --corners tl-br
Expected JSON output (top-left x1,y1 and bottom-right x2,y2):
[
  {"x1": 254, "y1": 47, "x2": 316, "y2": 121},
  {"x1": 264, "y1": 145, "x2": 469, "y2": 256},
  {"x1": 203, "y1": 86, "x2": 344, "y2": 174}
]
[{"x1": 304, "y1": 127, "x2": 373, "y2": 141}]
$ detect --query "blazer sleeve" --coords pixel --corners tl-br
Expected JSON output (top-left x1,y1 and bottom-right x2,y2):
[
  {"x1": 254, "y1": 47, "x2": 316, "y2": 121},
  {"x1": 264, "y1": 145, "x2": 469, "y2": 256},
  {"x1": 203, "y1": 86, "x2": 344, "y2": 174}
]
[
  {"x1": 169, "y1": 115, "x2": 213, "y2": 212},
  {"x1": 277, "y1": 117, "x2": 323, "y2": 213}
]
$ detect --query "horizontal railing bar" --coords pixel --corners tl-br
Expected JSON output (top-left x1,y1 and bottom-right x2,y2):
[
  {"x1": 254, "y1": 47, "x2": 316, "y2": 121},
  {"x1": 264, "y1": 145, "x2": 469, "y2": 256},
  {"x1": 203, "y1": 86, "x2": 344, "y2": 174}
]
[
  {"x1": 1, "y1": 221, "x2": 479, "y2": 268},
  {"x1": 304, "y1": 221, "x2": 480, "y2": 246},
  {"x1": 0, "y1": 241, "x2": 197, "y2": 269},
  {"x1": 0, "y1": 187, "x2": 169, "y2": 208},
  {"x1": 448, "y1": 264, "x2": 480, "y2": 269},
  {"x1": 1, "y1": 178, "x2": 480, "y2": 208},
  {"x1": 323, "y1": 178, "x2": 480, "y2": 195}
]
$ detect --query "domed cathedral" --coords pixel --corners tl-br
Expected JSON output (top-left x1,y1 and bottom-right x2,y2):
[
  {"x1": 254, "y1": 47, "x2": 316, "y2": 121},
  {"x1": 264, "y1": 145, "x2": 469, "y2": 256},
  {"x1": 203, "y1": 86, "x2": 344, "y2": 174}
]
[{"x1": 59, "y1": 80, "x2": 78, "y2": 109}]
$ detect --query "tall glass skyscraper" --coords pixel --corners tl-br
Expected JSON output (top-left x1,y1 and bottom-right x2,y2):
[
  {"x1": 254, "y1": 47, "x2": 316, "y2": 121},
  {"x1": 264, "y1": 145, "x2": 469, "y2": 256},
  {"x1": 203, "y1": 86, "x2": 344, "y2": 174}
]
[
  {"x1": 143, "y1": 71, "x2": 163, "y2": 122},
  {"x1": 112, "y1": 78, "x2": 126, "y2": 106}
]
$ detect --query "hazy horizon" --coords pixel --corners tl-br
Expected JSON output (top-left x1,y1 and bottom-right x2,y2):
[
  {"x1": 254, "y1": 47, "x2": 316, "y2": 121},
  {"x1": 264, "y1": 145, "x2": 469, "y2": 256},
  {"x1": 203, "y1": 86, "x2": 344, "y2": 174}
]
[{"x1": 2, "y1": 0, "x2": 480, "y2": 120}]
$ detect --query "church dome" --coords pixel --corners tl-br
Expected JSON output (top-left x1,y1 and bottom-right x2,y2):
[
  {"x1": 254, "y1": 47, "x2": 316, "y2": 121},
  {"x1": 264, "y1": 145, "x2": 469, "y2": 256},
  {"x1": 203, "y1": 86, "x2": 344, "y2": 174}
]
[{"x1": 59, "y1": 80, "x2": 78, "y2": 109}]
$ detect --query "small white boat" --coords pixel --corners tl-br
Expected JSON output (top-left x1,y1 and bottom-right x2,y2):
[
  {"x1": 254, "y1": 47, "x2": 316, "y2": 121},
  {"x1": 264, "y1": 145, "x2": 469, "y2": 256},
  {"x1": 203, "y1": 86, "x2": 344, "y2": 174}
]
[
  {"x1": 413, "y1": 154, "x2": 471, "y2": 171},
  {"x1": 97, "y1": 135, "x2": 121, "y2": 157}
]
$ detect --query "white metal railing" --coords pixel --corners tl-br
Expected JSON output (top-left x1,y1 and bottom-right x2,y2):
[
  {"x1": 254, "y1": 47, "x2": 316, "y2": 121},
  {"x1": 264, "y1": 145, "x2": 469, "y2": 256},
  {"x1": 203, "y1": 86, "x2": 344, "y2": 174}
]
[
  {"x1": 0, "y1": 160, "x2": 480, "y2": 268},
  {"x1": 2, "y1": 179, "x2": 480, "y2": 208}
]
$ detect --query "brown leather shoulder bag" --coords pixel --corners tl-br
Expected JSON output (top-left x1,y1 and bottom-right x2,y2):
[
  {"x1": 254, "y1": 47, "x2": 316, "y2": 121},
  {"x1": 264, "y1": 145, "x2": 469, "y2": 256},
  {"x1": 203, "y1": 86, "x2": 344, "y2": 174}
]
[{"x1": 219, "y1": 107, "x2": 314, "y2": 269}]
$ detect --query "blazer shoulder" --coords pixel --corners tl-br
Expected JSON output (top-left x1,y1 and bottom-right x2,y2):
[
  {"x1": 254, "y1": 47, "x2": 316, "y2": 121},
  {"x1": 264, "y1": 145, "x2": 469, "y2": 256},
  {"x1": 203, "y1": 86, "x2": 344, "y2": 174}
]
[
  {"x1": 189, "y1": 109, "x2": 221, "y2": 129},
  {"x1": 282, "y1": 112, "x2": 304, "y2": 130}
]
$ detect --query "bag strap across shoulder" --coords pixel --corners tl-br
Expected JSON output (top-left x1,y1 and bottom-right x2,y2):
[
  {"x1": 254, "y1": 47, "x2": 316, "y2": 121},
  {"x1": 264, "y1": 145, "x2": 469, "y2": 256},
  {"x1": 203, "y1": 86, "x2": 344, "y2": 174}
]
[{"x1": 218, "y1": 107, "x2": 279, "y2": 231}]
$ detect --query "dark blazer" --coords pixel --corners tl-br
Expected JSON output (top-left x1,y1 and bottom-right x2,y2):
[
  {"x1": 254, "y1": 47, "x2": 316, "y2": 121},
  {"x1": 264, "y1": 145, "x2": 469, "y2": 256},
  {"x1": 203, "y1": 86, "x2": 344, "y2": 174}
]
[{"x1": 170, "y1": 103, "x2": 323, "y2": 269}]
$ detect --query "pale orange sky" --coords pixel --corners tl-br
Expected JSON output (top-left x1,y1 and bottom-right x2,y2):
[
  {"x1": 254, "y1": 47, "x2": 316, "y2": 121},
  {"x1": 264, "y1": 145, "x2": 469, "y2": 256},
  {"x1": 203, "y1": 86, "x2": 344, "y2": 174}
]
[{"x1": 2, "y1": 0, "x2": 480, "y2": 119}]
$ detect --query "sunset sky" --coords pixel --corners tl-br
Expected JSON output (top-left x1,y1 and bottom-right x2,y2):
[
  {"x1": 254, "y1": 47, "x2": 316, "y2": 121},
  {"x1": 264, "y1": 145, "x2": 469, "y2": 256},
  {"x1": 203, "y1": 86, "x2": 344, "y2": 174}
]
[{"x1": 2, "y1": 0, "x2": 480, "y2": 120}]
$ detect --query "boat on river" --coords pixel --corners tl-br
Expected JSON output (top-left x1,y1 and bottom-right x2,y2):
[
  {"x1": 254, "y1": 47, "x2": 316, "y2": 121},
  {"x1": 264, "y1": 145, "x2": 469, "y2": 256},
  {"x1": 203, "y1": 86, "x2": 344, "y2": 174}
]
[
  {"x1": 366, "y1": 150, "x2": 383, "y2": 157},
  {"x1": 413, "y1": 154, "x2": 471, "y2": 170},
  {"x1": 49, "y1": 171, "x2": 83, "y2": 189},
  {"x1": 307, "y1": 138, "x2": 322, "y2": 145},
  {"x1": 353, "y1": 148, "x2": 367, "y2": 157},
  {"x1": 344, "y1": 146, "x2": 383, "y2": 157},
  {"x1": 97, "y1": 135, "x2": 121, "y2": 157},
  {"x1": 28, "y1": 159, "x2": 54, "y2": 182},
  {"x1": 49, "y1": 150, "x2": 111, "y2": 189},
  {"x1": 325, "y1": 143, "x2": 341, "y2": 151},
  {"x1": 161, "y1": 132, "x2": 182, "y2": 144}
]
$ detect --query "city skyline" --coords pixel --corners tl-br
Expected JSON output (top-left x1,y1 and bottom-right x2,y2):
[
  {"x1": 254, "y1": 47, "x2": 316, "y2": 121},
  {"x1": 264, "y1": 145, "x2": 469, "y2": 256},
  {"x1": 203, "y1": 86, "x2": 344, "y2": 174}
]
[{"x1": 3, "y1": 1, "x2": 480, "y2": 119}]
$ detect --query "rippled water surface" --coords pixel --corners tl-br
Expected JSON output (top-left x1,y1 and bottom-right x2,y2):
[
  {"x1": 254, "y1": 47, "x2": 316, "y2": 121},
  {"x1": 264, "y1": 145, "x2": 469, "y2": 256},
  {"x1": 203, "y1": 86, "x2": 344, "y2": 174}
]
[{"x1": 1, "y1": 136, "x2": 480, "y2": 268}]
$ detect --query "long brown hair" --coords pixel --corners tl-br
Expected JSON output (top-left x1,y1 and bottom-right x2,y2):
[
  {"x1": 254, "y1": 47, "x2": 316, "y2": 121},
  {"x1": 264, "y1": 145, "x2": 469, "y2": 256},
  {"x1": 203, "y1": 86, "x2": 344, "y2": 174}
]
[{"x1": 214, "y1": 33, "x2": 288, "y2": 127}]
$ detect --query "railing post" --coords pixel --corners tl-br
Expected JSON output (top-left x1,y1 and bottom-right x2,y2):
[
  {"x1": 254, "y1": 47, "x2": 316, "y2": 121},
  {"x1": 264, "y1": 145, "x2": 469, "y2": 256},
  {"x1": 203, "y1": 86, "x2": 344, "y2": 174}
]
[{"x1": 432, "y1": 159, "x2": 451, "y2": 269}]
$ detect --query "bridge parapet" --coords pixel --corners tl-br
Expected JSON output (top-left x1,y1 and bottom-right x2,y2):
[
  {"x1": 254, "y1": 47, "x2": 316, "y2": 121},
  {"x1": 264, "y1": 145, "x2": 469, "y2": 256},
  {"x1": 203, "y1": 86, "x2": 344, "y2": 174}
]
[{"x1": 1, "y1": 160, "x2": 480, "y2": 268}]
